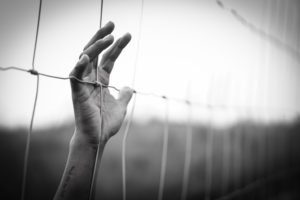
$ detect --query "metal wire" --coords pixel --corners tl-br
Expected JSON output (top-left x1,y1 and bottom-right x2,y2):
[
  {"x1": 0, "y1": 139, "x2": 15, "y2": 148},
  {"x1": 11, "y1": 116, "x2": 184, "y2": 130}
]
[
  {"x1": 0, "y1": 65, "x2": 295, "y2": 113},
  {"x1": 215, "y1": 0, "x2": 300, "y2": 62},
  {"x1": 121, "y1": 0, "x2": 144, "y2": 199},
  {"x1": 0, "y1": 1, "x2": 298, "y2": 200},
  {"x1": 121, "y1": 94, "x2": 137, "y2": 200},
  {"x1": 96, "y1": 0, "x2": 104, "y2": 83},
  {"x1": 88, "y1": 85, "x2": 104, "y2": 200},
  {"x1": 158, "y1": 97, "x2": 169, "y2": 200},
  {"x1": 21, "y1": 75, "x2": 40, "y2": 200},
  {"x1": 32, "y1": 0, "x2": 43, "y2": 70},
  {"x1": 0, "y1": 66, "x2": 29, "y2": 72},
  {"x1": 88, "y1": 0, "x2": 104, "y2": 199},
  {"x1": 20, "y1": 0, "x2": 43, "y2": 199},
  {"x1": 180, "y1": 101, "x2": 193, "y2": 200},
  {"x1": 204, "y1": 110, "x2": 215, "y2": 199},
  {"x1": 215, "y1": 166, "x2": 300, "y2": 200}
]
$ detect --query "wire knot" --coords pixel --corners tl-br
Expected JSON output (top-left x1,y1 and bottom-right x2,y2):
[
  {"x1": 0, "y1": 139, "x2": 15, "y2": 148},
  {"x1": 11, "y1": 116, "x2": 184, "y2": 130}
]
[
  {"x1": 185, "y1": 100, "x2": 191, "y2": 105},
  {"x1": 94, "y1": 81, "x2": 103, "y2": 87},
  {"x1": 28, "y1": 69, "x2": 39, "y2": 75},
  {"x1": 216, "y1": 0, "x2": 224, "y2": 8}
]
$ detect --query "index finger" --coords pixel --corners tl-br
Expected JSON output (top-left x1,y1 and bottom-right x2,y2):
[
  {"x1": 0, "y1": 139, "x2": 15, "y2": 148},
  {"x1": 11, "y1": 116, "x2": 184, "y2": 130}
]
[{"x1": 84, "y1": 21, "x2": 115, "y2": 50}]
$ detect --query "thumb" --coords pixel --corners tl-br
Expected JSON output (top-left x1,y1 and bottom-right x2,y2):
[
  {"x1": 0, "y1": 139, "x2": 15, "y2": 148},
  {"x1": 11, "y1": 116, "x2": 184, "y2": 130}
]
[
  {"x1": 71, "y1": 54, "x2": 90, "y2": 78},
  {"x1": 118, "y1": 87, "x2": 134, "y2": 107}
]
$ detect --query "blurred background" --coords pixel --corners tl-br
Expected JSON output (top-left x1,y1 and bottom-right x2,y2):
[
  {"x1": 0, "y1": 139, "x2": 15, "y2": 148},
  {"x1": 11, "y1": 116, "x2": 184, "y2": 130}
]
[{"x1": 0, "y1": 0, "x2": 300, "y2": 199}]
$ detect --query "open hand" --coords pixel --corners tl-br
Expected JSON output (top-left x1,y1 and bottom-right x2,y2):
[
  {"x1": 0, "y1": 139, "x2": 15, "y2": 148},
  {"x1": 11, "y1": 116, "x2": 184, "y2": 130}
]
[{"x1": 69, "y1": 22, "x2": 133, "y2": 146}]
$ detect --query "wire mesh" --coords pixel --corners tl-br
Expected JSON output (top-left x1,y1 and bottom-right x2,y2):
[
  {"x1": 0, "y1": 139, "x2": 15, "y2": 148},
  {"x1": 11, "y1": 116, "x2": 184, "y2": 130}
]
[{"x1": 0, "y1": 0, "x2": 299, "y2": 200}]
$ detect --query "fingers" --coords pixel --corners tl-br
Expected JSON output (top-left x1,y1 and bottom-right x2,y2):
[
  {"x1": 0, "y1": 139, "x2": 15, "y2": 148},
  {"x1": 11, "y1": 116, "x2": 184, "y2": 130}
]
[
  {"x1": 101, "y1": 33, "x2": 132, "y2": 74},
  {"x1": 70, "y1": 54, "x2": 90, "y2": 78},
  {"x1": 117, "y1": 87, "x2": 134, "y2": 107},
  {"x1": 83, "y1": 35, "x2": 114, "y2": 64},
  {"x1": 84, "y1": 21, "x2": 115, "y2": 50},
  {"x1": 70, "y1": 54, "x2": 90, "y2": 92}
]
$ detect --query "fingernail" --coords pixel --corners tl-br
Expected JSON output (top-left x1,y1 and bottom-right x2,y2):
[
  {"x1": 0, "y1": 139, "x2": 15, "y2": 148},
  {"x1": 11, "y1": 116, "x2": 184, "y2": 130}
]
[
  {"x1": 78, "y1": 54, "x2": 89, "y2": 65},
  {"x1": 105, "y1": 35, "x2": 114, "y2": 41},
  {"x1": 124, "y1": 32, "x2": 132, "y2": 39},
  {"x1": 105, "y1": 21, "x2": 114, "y2": 27}
]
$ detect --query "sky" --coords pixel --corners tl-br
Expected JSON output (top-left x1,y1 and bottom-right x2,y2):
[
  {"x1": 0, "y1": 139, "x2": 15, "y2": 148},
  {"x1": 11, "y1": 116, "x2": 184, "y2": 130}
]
[{"x1": 0, "y1": 0, "x2": 300, "y2": 128}]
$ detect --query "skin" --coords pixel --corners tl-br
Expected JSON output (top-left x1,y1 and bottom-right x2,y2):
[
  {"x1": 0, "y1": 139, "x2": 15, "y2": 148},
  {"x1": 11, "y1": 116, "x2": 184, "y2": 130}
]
[{"x1": 53, "y1": 21, "x2": 133, "y2": 200}]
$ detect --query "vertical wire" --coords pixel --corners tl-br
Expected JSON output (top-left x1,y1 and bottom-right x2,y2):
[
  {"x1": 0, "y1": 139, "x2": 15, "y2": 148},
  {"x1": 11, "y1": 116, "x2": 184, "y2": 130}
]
[
  {"x1": 21, "y1": 75, "x2": 40, "y2": 200},
  {"x1": 221, "y1": 129, "x2": 230, "y2": 196},
  {"x1": 121, "y1": 1, "x2": 144, "y2": 200},
  {"x1": 254, "y1": 1, "x2": 269, "y2": 195},
  {"x1": 32, "y1": 0, "x2": 42, "y2": 70},
  {"x1": 121, "y1": 94, "x2": 136, "y2": 200},
  {"x1": 221, "y1": 72, "x2": 231, "y2": 196},
  {"x1": 88, "y1": 0, "x2": 104, "y2": 198},
  {"x1": 250, "y1": 1, "x2": 264, "y2": 194},
  {"x1": 262, "y1": 1, "x2": 272, "y2": 198},
  {"x1": 88, "y1": 86, "x2": 104, "y2": 200},
  {"x1": 268, "y1": 0, "x2": 283, "y2": 195},
  {"x1": 96, "y1": 0, "x2": 104, "y2": 82},
  {"x1": 180, "y1": 101, "x2": 193, "y2": 200},
  {"x1": 130, "y1": 0, "x2": 144, "y2": 87},
  {"x1": 99, "y1": 0, "x2": 104, "y2": 28},
  {"x1": 158, "y1": 98, "x2": 169, "y2": 200},
  {"x1": 204, "y1": 117, "x2": 214, "y2": 200},
  {"x1": 277, "y1": 0, "x2": 289, "y2": 192},
  {"x1": 246, "y1": 1, "x2": 268, "y2": 196},
  {"x1": 204, "y1": 73, "x2": 216, "y2": 200},
  {"x1": 21, "y1": 0, "x2": 42, "y2": 199}
]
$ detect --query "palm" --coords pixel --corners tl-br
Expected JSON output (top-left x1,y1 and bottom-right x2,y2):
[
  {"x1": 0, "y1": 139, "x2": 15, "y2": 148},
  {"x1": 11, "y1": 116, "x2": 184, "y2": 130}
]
[
  {"x1": 74, "y1": 65, "x2": 125, "y2": 142},
  {"x1": 70, "y1": 22, "x2": 132, "y2": 144}
]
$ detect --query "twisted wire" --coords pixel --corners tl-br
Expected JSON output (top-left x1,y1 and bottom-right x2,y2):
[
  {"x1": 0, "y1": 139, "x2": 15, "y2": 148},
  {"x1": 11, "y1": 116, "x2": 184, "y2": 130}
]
[
  {"x1": 215, "y1": 0, "x2": 300, "y2": 62},
  {"x1": 0, "y1": 65, "x2": 294, "y2": 113},
  {"x1": 0, "y1": 1, "x2": 298, "y2": 200}
]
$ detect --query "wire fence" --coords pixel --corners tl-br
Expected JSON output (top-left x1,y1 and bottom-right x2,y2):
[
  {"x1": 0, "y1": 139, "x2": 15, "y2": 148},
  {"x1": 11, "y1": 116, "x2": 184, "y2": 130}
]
[{"x1": 0, "y1": 0, "x2": 299, "y2": 200}]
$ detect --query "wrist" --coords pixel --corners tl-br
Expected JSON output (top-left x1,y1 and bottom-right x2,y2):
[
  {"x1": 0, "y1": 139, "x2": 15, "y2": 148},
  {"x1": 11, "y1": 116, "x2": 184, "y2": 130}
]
[{"x1": 71, "y1": 128, "x2": 108, "y2": 150}]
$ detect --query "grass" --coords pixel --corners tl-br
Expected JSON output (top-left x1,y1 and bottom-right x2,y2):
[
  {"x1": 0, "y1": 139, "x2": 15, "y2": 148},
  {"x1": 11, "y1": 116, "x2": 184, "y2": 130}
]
[{"x1": 0, "y1": 118, "x2": 300, "y2": 200}]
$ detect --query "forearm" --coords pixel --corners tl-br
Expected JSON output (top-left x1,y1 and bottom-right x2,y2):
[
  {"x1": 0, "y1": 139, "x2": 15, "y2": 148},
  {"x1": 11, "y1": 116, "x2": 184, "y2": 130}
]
[{"x1": 53, "y1": 130, "x2": 106, "y2": 200}]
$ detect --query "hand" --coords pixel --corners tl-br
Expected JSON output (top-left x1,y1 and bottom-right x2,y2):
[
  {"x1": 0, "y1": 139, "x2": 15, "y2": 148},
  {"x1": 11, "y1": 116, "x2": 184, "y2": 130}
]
[{"x1": 70, "y1": 22, "x2": 133, "y2": 146}]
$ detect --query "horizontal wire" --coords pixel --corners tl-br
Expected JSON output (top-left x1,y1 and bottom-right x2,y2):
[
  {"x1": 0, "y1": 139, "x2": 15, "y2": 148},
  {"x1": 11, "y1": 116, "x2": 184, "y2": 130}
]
[
  {"x1": 0, "y1": 66, "x2": 117, "y2": 90},
  {"x1": 0, "y1": 66, "x2": 199, "y2": 104},
  {"x1": 0, "y1": 66, "x2": 224, "y2": 108},
  {"x1": 0, "y1": 65, "x2": 296, "y2": 113},
  {"x1": 0, "y1": 66, "x2": 29, "y2": 72},
  {"x1": 215, "y1": 0, "x2": 300, "y2": 62}
]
